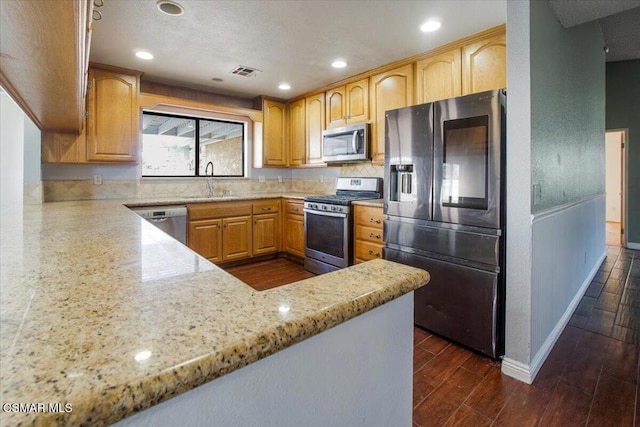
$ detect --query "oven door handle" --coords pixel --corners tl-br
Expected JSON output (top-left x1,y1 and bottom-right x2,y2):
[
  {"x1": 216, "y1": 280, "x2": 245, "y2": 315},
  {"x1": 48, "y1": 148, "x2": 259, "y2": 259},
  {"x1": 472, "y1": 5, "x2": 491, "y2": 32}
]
[{"x1": 304, "y1": 208, "x2": 348, "y2": 219}]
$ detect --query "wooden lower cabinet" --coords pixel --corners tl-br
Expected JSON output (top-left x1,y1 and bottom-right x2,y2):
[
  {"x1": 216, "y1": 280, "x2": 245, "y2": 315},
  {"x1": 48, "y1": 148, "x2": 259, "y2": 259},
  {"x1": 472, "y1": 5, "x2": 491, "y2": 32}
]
[
  {"x1": 253, "y1": 213, "x2": 280, "y2": 256},
  {"x1": 188, "y1": 199, "x2": 281, "y2": 263},
  {"x1": 188, "y1": 219, "x2": 222, "y2": 263},
  {"x1": 353, "y1": 204, "x2": 385, "y2": 264},
  {"x1": 283, "y1": 199, "x2": 305, "y2": 258},
  {"x1": 222, "y1": 216, "x2": 252, "y2": 261}
]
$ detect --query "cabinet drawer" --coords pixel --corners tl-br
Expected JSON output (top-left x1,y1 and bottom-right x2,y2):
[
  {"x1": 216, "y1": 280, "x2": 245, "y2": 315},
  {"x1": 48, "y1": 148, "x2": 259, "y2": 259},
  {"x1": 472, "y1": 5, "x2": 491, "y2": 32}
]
[
  {"x1": 355, "y1": 205, "x2": 384, "y2": 228},
  {"x1": 354, "y1": 240, "x2": 384, "y2": 262},
  {"x1": 253, "y1": 199, "x2": 280, "y2": 214},
  {"x1": 355, "y1": 225, "x2": 384, "y2": 244},
  {"x1": 284, "y1": 199, "x2": 304, "y2": 215},
  {"x1": 187, "y1": 202, "x2": 252, "y2": 221}
]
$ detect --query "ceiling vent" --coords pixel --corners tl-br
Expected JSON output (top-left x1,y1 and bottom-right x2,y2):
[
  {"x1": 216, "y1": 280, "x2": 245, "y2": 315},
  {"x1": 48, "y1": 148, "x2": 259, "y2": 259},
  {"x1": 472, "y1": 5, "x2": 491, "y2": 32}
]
[{"x1": 229, "y1": 66, "x2": 262, "y2": 77}]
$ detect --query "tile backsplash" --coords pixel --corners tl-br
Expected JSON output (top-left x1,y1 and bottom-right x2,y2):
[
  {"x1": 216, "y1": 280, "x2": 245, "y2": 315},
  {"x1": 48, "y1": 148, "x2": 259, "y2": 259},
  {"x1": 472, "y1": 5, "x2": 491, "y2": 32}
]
[{"x1": 42, "y1": 164, "x2": 383, "y2": 202}]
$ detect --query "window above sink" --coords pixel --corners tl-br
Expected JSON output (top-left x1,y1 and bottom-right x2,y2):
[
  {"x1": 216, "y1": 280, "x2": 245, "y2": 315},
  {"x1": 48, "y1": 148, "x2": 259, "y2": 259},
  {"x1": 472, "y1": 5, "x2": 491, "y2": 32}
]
[{"x1": 141, "y1": 111, "x2": 246, "y2": 178}]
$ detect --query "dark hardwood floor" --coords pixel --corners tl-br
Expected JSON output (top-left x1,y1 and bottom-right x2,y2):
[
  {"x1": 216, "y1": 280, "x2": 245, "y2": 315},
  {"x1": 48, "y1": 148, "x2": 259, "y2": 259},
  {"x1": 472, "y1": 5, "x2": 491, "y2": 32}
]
[
  {"x1": 224, "y1": 248, "x2": 640, "y2": 426},
  {"x1": 224, "y1": 257, "x2": 315, "y2": 291}
]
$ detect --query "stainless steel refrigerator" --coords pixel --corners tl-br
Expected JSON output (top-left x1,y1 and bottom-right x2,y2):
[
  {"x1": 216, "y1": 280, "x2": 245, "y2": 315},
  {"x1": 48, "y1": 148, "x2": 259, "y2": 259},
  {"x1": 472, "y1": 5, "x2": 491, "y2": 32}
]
[{"x1": 383, "y1": 89, "x2": 506, "y2": 358}]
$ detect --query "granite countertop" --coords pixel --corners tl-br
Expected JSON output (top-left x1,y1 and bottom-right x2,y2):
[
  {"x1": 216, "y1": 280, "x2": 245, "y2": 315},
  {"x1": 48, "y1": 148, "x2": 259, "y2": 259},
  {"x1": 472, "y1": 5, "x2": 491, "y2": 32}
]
[
  {"x1": 0, "y1": 199, "x2": 428, "y2": 426},
  {"x1": 125, "y1": 192, "x2": 311, "y2": 208}
]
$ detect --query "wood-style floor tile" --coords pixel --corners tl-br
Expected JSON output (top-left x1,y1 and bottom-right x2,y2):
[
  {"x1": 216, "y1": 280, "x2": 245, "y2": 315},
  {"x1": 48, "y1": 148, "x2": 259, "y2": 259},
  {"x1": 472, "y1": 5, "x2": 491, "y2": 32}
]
[
  {"x1": 418, "y1": 332, "x2": 451, "y2": 355},
  {"x1": 413, "y1": 367, "x2": 482, "y2": 426},
  {"x1": 603, "y1": 340, "x2": 639, "y2": 384},
  {"x1": 464, "y1": 367, "x2": 525, "y2": 419},
  {"x1": 584, "y1": 280, "x2": 605, "y2": 298},
  {"x1": 562, "y1": 345, "x2": 606, "y2": 395},
  {"x1": 492, "y1": 383, "x2": 554, "y2": 427},
  {"x1": 584, "y1": 308, "x2": 615, "y2": 335},
  {"x1": 615, "y1": 305, "x2": 640, "y2": 329},
  {"x1": 460, "y1": 352, "x2": 498, "y2": 379},
  {"x1": 414, "y1": 343, "x2": 472, "y2": 388},
  {"x1": 594, "y1": 291, "x2": 623, "y2": 312},
  {"x1": 621, "y1": 288, "x2": 640, "y2": 308},
  {"x1": 587, "y1": 373, "x2": 636, "y2": 426},
  {"x1": 604, "y1": 277, "x2": 626, "y2": 295},
  {"x1": 443, "y1": 404, "x2": 492, "y2": 427},
  {"x1": 414, "y1": 326, "x2": 431, "y2": 346},
  {"x1": 413, "y1": 367, "x2": 437, "y2": 409},
  {"x1": 413, "y1": 342, "x2": 436, "y2": 373},
  {"x1": 539, "y1": 380, "x2": 592, "y2": 427}
]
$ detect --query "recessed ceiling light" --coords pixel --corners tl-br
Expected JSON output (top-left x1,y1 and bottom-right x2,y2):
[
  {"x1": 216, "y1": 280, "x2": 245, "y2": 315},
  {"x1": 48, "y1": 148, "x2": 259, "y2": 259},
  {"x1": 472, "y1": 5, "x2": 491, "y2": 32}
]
[
  {"x1": 420, "y1": 20, "x2": 441, "y2": 32},
  {"x1": 135, "y1": 51, "x2": 154, "y2": 60},
  {"x1": 156, "y1": 0, "x2": 184, "y2": 16},
  {"x1": 211, "y1": 77, "x2": 224, "y2": 82},
  {"x1": 332, "y1": 60, "x2": 347, "y2": 68},
  {"x1": 278, "y1": 83, "x2": 291, "y2": 90}
]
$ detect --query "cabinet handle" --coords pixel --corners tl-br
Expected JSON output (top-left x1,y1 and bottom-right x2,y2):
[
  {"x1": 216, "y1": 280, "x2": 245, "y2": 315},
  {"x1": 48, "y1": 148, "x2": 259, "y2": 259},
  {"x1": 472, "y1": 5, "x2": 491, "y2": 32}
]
[
  {"x1": 292, "y1": 207, "x2": 299, "y2": 212},
  {"x1": 368, "y1": 250, "x2": 381, "y2": 257},
  {"x1": 254, "y1": 220, "x2": 257, "y2": 224},
  {"x1": 261, "y1": 207, "x2": 271, "y2": 211},
  {"x1": 369, "y1": 218, "x2": 382, "y2": 224},
  {"x1": 369, "y1": 232, "x2": 381, "y2": 239}
]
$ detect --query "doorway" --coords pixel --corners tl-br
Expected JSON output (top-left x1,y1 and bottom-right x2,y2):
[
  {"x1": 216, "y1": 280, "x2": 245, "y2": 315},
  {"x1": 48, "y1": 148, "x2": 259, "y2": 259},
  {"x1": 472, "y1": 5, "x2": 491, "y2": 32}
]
[{"x1": 605, "y1": 130, "x2": 626, "y2": 247}]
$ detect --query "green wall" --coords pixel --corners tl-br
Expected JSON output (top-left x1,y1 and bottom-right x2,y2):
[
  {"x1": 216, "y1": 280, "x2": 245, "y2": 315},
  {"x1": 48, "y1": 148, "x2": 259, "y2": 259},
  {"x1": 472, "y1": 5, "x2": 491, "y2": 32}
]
[
  {"x1": 530, "y1": 0, "x2": 605, "y2": 213},
  {"x1": 606, "y1": 60, "x2": 640, "y2": 244}
]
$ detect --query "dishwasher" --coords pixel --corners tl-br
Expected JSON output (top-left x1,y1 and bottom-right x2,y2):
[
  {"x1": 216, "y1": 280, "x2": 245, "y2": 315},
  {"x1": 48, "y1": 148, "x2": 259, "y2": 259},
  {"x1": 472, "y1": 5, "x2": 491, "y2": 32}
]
[{"x1": 131, "y1": 205, "x2": 187, "y2": 245}]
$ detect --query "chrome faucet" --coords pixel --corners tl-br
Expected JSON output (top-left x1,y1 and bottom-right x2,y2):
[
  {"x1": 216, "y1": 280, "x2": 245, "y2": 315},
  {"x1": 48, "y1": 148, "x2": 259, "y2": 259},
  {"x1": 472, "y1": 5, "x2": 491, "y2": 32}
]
[{"x1": 205, "y1": 161, "x2": 215, "y2": 197}]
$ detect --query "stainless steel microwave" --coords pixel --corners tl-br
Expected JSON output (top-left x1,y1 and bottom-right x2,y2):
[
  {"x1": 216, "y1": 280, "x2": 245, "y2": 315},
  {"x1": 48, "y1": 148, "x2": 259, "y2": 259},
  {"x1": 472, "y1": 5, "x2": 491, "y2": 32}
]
[{"x1": 322, "y1": 123, "x2": 369, "y2": 163}]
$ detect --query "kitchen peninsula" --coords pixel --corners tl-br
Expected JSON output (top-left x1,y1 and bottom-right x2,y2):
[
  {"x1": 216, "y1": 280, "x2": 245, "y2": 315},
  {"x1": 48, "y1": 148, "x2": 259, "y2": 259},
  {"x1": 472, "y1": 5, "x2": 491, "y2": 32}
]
[{"x1": 0, "y1": 198, "x2": 428, "y2": 426}]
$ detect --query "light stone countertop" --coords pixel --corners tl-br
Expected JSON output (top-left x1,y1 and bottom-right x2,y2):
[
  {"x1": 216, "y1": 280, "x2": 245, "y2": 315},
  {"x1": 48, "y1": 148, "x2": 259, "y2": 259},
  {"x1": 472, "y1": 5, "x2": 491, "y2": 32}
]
[
  {"x1": 0, "y1": 199, "x2": 428, "y2": 426},
  {"x1": 125, "y1": 192, "x2": 312, "y2": 208}
]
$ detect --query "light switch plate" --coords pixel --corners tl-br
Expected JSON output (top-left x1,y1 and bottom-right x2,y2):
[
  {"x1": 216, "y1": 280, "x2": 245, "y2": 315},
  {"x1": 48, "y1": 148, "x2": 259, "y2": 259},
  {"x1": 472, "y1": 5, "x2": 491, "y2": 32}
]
[{"x1": 93, "y1": 174, "x2": 103, "y2": 185}]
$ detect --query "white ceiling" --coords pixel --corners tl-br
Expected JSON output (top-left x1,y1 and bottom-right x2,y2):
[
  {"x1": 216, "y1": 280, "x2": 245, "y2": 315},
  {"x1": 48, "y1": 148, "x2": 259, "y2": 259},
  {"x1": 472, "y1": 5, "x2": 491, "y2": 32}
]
[
  {"x1": 89, "y1": 0, "x2": 506, "y2": 100},
  {"x1": 90, "y1": 0, "x2": 639, "y2": 101}
]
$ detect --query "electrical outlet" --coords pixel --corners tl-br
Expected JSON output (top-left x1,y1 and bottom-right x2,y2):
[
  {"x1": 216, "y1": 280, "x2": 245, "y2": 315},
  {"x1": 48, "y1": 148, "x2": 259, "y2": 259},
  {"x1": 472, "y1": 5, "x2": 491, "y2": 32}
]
[
  {"x1": 319, "y1": 175, "x2": 324, "y2": 183},
  {"x1": 93, "y1": 174, "x2": 103, "y2": 185},
  {"x1": 277, "y1": 176, "x2": 283, "y2": 183},
  {"x1": 258, "y1": 176, "x2": 266, "y2": 183}
]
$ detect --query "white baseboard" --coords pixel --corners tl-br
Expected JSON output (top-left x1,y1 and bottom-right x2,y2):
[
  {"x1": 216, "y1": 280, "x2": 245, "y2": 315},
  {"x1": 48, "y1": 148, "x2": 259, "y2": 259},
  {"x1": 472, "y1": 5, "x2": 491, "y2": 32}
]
[
  {"x1": 627, "y1": 242, "x2": 640, "y2": 250},
  {"x1": 501, "y1": 249, "x2": 606, "y2": 384}
]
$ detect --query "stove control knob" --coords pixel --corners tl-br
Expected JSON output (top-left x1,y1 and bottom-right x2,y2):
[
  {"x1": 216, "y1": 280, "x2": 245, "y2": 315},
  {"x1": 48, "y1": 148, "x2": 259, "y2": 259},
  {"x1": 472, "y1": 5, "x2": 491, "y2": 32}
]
[{"x1": 322, "y1": 205, "x2": 328, "y2": 210}]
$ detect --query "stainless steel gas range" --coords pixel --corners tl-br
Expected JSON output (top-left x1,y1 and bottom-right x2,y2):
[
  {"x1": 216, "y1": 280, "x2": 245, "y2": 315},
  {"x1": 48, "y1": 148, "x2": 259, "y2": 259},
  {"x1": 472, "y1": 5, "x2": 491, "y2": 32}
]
[{"x1": 303, "y1": 177, "x2": 382, "y2": 275}]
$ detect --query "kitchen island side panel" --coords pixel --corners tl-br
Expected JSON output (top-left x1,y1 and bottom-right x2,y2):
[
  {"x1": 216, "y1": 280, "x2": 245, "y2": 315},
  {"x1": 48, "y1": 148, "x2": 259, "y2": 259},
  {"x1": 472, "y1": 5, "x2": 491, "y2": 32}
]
[{"x1": 114, "y1": 293, "x2": 414, "y2": 427}]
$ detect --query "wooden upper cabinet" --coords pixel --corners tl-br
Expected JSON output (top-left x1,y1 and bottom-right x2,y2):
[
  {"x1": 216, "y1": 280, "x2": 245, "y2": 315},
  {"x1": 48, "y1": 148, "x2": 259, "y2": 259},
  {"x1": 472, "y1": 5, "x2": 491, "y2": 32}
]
[
  {"x1": 462, "y1": 32, "x2": 507, "y2": 95},
  {"x1": 86, "y1": 67, "x2": 140, "y2": 162},
  {"x1": 416, "y1": 48, "x2": 462, "y2": 104},
  {"x1": 305, "y1": 93, "x2": 325, "y2": 165},
  {"x1": 326, "y1": 87, "x2": 345, "y2": 128},
  {"x1": 345, "y1": 79, "x2": 369, "y2": 124},
  {"x1": 262, "y1": 99, "x2": 288, "y2": 166},
  {"x1": 325, "y1": 78, "x2": 369, "y2": 128},
  {"x1": 288, "y1": 98, "x2": 306, "y2": 166},
  {"x1": 369, "y1": 64, "x2": 414, "y2": 165}
]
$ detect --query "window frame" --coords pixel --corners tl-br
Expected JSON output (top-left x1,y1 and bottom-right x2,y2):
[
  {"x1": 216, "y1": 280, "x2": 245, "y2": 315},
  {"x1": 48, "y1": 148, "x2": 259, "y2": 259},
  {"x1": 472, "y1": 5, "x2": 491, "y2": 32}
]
[{"x1": 141, "y1": 110, "x2": 246, "y2": 178}]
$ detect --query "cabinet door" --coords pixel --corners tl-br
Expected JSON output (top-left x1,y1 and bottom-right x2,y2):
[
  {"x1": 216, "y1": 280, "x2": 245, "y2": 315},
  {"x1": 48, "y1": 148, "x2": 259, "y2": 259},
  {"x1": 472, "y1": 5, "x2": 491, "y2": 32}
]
[
  {"x1": 86, "y1": 67, "x2": 139, "y2": 162},
  {"x1": 288, "y1": 99, "x2": 306, "y2": 166},
  {"x1": 369, "y1": 64, "x2": 414, "y2": 165},
  {"x1": 462, "y1": 33, "x2": 507, "y2": 95},
  {"x1": 263, "y1": 99, "x2": 287, "y2": 166},
  {"x1": 284, "y1": 213, "x2": 305, "y2": 258},
  {"x1": 253, "y1": 213, "x2": 280, "y2": 256},
  {"x1": 345, "y1": 78, "x2": 369, "y2": 124},
  {"x1": 305, "y1": 93, "x2": 326, "y2": 165},
  {"x1": 326, "y1": 86, "x2": 346, "y2": 128},
  {"x1": 222, "y1": 216, "x2": 252, "y2": 261},
  {"x1": 188, "y1": 219, "x2": 222, "y2": 262},
  {"x1": 416, "y1": 49, "x2": 462, "y2": 104}
]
